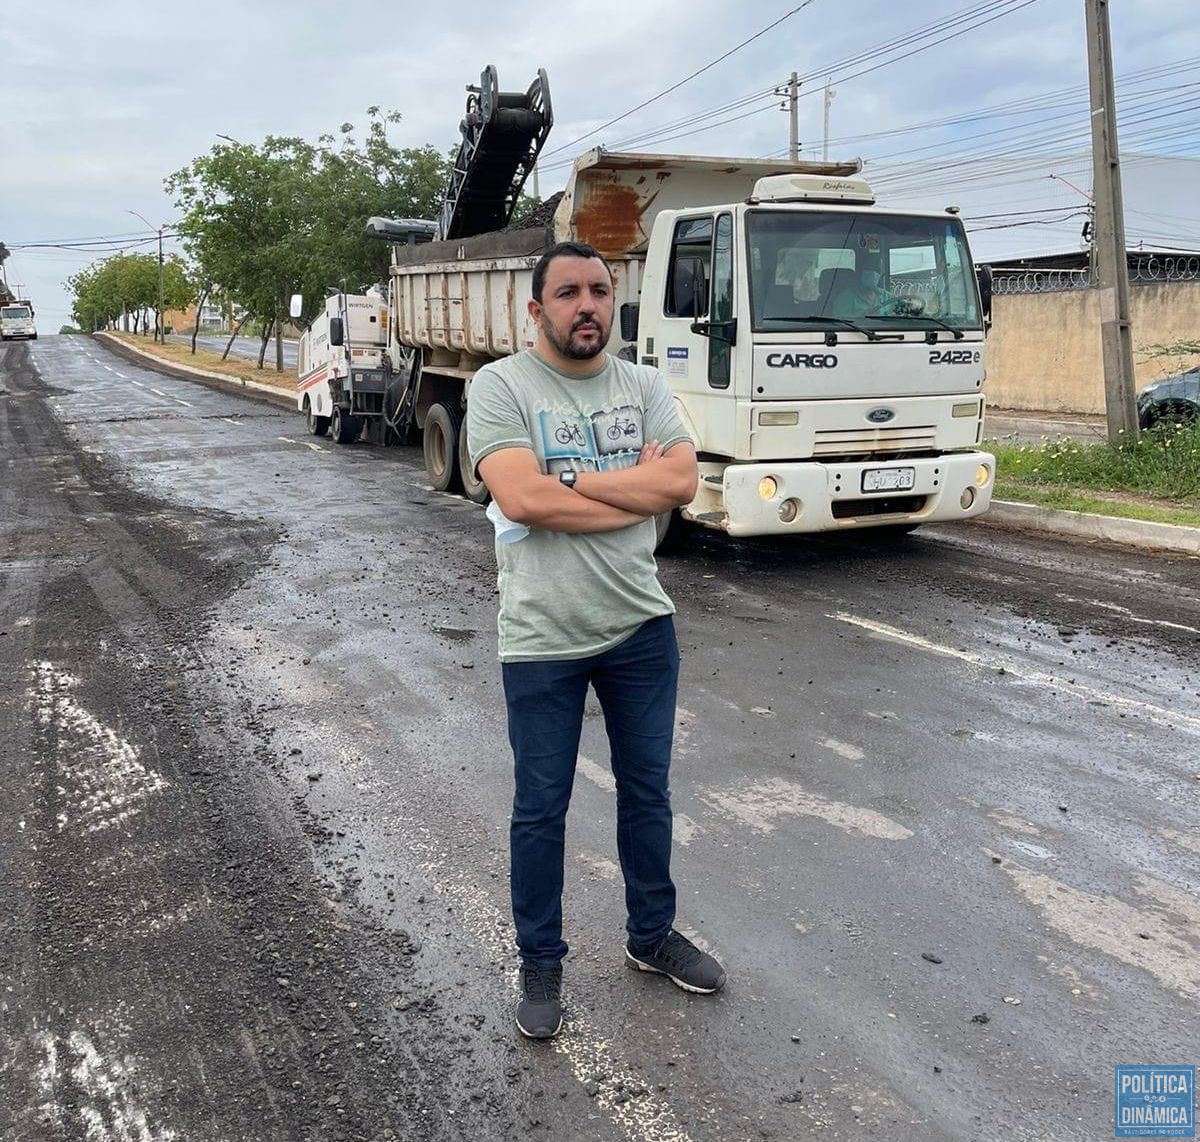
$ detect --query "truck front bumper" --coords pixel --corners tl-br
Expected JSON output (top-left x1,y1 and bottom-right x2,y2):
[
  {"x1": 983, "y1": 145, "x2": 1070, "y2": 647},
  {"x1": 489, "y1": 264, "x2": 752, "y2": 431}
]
[{"x1": 689, "y1": 451, "x2": 995, "y2": 537}]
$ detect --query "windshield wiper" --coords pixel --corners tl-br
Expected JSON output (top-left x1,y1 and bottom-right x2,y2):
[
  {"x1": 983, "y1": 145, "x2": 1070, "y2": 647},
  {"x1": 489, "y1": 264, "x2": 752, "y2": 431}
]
[
  {"x1": 799, "y1": 316, "x2": 881, "y2": 342},
  {"x1": 864, "y1": 312, "x2": 965, "y2": 340}
]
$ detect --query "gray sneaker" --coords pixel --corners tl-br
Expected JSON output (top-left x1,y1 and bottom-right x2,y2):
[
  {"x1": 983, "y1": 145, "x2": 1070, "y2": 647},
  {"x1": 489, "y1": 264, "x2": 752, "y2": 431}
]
[
  {"x1": 517, "y1": 962, "x2": 563, "y2": 1039},
  {"x1": 626, "y1": 929, "x2": 726, "y2": 994}
]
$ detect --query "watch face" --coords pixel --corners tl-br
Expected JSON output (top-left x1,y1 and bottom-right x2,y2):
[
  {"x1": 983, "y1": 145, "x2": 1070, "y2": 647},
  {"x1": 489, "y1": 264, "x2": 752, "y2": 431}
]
[{"x1": 560, "y1": 469, "x2": 577, "y2": 487}]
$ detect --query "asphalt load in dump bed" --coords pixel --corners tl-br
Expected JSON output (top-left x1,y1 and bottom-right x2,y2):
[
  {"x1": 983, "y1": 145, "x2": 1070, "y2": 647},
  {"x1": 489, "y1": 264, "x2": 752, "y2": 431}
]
[{"x1": 0, "y1": 341, "x2": 586, "y2": 1141}]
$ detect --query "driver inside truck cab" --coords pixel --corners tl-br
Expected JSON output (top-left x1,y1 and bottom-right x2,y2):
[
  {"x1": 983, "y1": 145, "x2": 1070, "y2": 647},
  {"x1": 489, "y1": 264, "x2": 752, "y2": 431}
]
[{"x1": 829, "y1": 254, "x2": 898, "y2": 317}]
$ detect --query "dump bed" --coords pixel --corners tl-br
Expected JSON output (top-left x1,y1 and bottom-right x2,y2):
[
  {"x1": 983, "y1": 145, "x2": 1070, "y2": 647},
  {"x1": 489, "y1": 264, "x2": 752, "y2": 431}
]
[{"x1": 389, "y1": 149, "x2": 859, "y2": 361}]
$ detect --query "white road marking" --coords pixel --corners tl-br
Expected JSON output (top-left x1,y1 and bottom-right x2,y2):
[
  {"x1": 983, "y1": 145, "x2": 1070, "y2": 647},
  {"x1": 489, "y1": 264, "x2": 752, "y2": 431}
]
[
  {"x1": 128, "y1": 380, "x2": 145, "y2": 388},
  {"x1": 148, "y1": 388, "x2": 167, "y2": 397},
  {"x1": 277, "y1": 436, "x2": 298, "y2": 444},
  {"x1": 580, "y1": 852, "x2": 620, "y2": 880},
  {"x1": 701, "y1": 776, "x2": 912, "y2": 840},
  {"x1": 1000, "y1": 860, "x2": 1200, "y2": 998},
  {"x1": 221, "y1": 417, "x2": 240, "y2": 425},
  {"x1": 1055, "y1": 593, "x2": 1200, "y2": 636},
  {"x1": 171, "y1": 397, "x2": 193, "y2": 408},
  {"x1": 830, "y1": 611, "x2": 1200, "y2": 734},
  {"x1": 33, "y1": 662, "x2": 168, "y2": 835},
  {"x1": 577, "y1": 753, "x2": 616, "y2": 792},
  {"x1": 820, "y1": 737, "x2": 865, "y2": 762},
  {"x1": 673, "y1": 813, "x2": 700, "y2": 846},
  {"x1": 303, "y1": 442, "x2": 328, "y2": 454},
  {"x1": 113, "y1": 371, "x2": 127, "y2": 379}
]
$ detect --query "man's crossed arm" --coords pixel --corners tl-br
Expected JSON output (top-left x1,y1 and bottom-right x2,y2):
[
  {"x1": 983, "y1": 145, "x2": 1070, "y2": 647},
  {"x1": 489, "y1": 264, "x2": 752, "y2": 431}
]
[{"x1": 478, "y1": 441, "x2": 698, "y2": 535}]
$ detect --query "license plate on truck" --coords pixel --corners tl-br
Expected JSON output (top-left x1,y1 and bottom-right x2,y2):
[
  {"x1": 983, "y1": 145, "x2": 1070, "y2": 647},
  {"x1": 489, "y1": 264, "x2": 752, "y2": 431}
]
[{"x1": 862, "y1": 467, "x2": 915, "y2": 493}]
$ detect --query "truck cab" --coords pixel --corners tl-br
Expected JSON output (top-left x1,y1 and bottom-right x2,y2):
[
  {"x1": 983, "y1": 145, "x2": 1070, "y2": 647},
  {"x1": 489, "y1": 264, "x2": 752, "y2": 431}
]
[
  {"x1": 1, "y1": 301, "x2": 38, "y2": 341},
  {"x1": 637, "y1": 173, "x2": 993, "y2": 535}
]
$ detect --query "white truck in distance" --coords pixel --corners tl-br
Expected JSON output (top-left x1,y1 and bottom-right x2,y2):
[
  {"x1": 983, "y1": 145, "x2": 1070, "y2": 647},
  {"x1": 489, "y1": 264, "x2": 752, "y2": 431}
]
[
  {"x1": 1, "y1": 301, "x2": 37, "y2": 341},
  {"x1": 295, "y1": 291, "x2": 391, "y2": 444},
  {"x1": 377, "y1": 148, "x2": 995, "y2": 544}
]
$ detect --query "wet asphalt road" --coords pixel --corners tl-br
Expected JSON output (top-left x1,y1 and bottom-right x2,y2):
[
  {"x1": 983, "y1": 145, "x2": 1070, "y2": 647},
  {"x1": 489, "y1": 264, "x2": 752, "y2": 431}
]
[{"x1": 2, "y1": 335, "x2": 1198, "y2": 1141}]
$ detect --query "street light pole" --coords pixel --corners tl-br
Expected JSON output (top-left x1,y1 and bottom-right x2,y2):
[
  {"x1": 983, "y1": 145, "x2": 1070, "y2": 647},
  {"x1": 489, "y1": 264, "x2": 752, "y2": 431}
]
[{"x1": 128, "y1": 209, "x2": 165, "y2": 343}]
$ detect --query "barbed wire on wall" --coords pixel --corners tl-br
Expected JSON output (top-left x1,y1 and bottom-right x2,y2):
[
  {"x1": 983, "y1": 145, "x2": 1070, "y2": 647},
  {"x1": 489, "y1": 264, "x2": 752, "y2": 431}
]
[{"x1": 992, "y1": 255, "x2": 1200, "y2": 294}]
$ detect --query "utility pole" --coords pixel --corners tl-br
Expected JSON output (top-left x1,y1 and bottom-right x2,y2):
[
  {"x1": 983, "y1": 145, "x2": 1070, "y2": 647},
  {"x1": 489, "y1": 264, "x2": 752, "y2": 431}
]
[
  {"x1": 128, "y1": 209, "x2": 165, "y2": 343},
  {"x1": 788, "y1": 72, "x2": 799, "y2": 161},
  {"x1": 777, "y1": 73, "x2": 799, "y2": 160},
  {"x1": 1085, "y1": 0, "x2": 1138, "y2": 444},
  {"x1": 822, "y1": 77, "x2": 836, "y2": 163}
]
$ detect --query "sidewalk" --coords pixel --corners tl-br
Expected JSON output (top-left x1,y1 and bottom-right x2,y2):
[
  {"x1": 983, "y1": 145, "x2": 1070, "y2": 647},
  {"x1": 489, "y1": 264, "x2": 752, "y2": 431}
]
[{"x1": 91, "y1": 335, "x2": 1199, "y2": 556}]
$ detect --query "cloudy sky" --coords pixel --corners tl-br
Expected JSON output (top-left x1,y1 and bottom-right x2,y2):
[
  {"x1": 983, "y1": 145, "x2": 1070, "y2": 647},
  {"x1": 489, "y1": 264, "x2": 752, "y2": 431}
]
[{"x1": 3, "y1": 0, "x2": 1197, "y2": 332}]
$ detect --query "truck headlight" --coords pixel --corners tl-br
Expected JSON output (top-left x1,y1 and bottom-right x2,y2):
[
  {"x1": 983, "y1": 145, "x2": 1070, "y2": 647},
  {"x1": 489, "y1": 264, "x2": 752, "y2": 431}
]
[
  {"x1": 960, "y1": 487, "x2": 976, "y2": 510},
  {"x1": 758, "y1": 476, "x2": 778, "y2": 500},
  {"x1": 975, "y1": 463, "x2": 992, "y2": 487}
]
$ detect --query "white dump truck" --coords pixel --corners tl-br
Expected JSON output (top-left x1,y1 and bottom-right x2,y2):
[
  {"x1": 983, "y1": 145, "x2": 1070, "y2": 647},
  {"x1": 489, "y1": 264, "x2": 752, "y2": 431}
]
[
  {"x1": 295, "y1": 290, "x2": 393, "y2": 443},
  {"x1": 1, "y1": 300, "x2": 38, "y2": 341},
  {"x1": 376, "y1": 145, "x2": 994, "y2": 542}
]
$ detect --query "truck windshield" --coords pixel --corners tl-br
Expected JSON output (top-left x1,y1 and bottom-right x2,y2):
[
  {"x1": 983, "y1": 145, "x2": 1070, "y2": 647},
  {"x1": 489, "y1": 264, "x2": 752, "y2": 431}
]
[
  {"x1": 2, "y1": 307, "x2": 31, "y2": 319},
  {"x1": 747, "y1": 210, "x2": 981, "y2": 334}
]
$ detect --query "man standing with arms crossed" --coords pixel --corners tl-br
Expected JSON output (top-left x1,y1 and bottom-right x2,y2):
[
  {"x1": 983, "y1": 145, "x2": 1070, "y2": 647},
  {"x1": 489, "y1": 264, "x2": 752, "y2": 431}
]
[{"x1": 467, "y1": 241, "x2": 726, "y2": 1040}]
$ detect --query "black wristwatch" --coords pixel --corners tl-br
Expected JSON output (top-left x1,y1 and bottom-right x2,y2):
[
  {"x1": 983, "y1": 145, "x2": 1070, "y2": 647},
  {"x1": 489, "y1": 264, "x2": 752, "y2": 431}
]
[{"x1": 559, "y1": 470, "x2": 578, "y2": 489}]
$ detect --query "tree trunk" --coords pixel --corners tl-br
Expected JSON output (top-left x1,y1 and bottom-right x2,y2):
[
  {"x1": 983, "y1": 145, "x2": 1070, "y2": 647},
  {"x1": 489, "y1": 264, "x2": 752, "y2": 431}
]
[
  {"x1": 257, "y1": 318, "x2": 274, "y2": 369},
  {"x1": 275, "y1": 298, "x2": 283, "y2": 372},
  {"x1": 191, "y1": 288, "x2": 209, "y2": 354},
  {"x1": 221, "y1": 314, "x2": 247, "y2": 361}
]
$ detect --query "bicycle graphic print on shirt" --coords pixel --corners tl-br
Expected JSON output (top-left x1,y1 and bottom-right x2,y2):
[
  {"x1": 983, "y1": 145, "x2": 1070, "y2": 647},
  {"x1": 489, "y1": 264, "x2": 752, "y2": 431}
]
[{"x1": 537, "y1": 404, "x2": 644, "y2": 472}]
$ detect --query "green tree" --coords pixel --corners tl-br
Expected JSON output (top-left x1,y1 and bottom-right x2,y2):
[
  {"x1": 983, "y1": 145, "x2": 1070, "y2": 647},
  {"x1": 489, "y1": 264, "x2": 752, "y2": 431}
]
[{"x1": 166, "y1": 110, "x2": 451, "y2": 367}]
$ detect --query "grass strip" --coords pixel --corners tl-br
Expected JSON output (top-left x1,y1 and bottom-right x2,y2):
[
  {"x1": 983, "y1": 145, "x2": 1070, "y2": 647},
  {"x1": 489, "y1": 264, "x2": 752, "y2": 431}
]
[
  {"x1": 986, "y1": 421, "x2": 1200, "y2": 528},
  {"x1": 109, "y1": 332, "x2": 294, "y2": 392}
]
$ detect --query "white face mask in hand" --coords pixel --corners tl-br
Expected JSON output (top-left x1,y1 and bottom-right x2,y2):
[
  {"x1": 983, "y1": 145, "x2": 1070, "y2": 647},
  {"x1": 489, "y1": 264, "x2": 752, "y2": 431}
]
[{"x1": 487, "y1": 498, "x2": 529, "y2": 544}]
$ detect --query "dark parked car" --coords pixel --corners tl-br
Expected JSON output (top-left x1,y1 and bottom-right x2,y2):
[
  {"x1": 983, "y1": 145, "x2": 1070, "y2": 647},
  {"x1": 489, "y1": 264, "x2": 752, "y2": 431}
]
[{"x1": 1137, "y1": 369, "x2": 1200, "y2": 429}]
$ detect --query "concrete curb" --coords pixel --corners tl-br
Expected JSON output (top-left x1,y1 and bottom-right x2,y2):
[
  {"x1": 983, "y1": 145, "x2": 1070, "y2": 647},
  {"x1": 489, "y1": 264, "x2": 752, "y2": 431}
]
[
  {"x1": 95, "y1": 333, "x2": 295, "y2": 410},
  {"x1": 978, "y1": 500, "x2": 1200, "y2": 555}
]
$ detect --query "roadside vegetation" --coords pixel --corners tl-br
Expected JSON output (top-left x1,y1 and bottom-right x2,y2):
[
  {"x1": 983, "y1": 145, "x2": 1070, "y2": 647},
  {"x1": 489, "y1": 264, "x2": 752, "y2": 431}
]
[
  {"x1": 66, "y1": 109, "x2": 454, "y2": 368},
  {"x1": 989, "y1": 420, "x2": 1200, "y2": 527}
]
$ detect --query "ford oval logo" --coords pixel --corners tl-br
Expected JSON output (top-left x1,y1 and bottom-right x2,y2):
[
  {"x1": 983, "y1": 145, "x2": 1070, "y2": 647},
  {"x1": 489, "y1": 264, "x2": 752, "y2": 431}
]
[{"x1": 867, "y1": 408, "x2": 895, "y2": 424}]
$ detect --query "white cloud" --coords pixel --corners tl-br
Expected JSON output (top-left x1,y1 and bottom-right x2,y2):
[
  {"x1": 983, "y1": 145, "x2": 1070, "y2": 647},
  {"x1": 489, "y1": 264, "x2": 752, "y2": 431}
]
[{"x1": 2, "y1": 0, "x2": 1195, "y2": 330}]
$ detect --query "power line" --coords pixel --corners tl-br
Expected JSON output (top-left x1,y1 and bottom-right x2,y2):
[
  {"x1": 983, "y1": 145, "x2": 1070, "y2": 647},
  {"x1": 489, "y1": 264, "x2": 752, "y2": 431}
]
[{"x1": 540, "y1": 0, "x2": 820, "y2": 160}]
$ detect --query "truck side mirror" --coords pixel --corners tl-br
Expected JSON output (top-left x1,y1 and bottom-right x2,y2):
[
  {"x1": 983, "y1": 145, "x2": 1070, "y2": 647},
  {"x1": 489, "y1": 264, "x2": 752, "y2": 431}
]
[
  {"x1": 289, "y1": 293, "x2": 304, "y2": 320},
  {"x1": 329, "y1": 317, "x2": 344, "y2": 346},
  {"x1": 619, "y1": 302, "x2": 640, "y2": 342}
]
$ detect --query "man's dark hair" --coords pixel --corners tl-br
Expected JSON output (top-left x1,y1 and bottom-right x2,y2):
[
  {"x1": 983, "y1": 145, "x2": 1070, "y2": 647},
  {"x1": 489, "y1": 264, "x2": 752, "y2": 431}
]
[{"x1": 531, "y1": 241, "x2": 611, "y2": 303}]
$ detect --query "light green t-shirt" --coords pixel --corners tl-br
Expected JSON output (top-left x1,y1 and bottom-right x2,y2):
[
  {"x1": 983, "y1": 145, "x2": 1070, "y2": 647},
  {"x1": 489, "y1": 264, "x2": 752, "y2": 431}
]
[{"x1": 466, "y1": 350, "x2": 691, "y2": 663}]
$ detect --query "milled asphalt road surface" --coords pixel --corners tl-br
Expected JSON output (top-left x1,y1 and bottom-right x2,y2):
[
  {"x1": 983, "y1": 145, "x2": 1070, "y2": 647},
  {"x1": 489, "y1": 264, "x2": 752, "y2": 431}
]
[{"x1": 2, "y1": 335, "x2": 1198, "y2": 1141}]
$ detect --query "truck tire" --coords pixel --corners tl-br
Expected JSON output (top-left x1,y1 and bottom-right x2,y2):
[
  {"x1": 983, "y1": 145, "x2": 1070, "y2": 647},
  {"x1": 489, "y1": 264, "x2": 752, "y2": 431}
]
[
  {"x1": 331, "y1": 404, "x2": 360, "y2": 445},
  {"x1": 457, "y1": 420, "x2": 490, "y2": 504},
  {"x1": 424, "y1": 402, "x2": 464, "y2": 493},
  {"x1": 306, "y1": 400, "x2": 330, "y2": 437}
]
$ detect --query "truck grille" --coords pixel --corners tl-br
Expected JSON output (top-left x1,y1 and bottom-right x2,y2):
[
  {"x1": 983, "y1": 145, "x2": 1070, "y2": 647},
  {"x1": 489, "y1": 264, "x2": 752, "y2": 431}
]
[{"x1": 813, "y1": 425, "x2": 937, "y2": 457}]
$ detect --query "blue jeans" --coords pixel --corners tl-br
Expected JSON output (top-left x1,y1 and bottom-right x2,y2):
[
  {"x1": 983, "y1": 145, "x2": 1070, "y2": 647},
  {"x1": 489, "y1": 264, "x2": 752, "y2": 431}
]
[{"x1": 502, "y1": 615, "x2": 679, "y2": 966}]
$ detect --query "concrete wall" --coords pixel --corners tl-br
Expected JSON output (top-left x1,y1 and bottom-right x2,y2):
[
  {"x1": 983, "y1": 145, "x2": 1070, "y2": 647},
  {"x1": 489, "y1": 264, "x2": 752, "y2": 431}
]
[{"x1": 986, "y1": 280, "x2": 1200, "y2": 413}]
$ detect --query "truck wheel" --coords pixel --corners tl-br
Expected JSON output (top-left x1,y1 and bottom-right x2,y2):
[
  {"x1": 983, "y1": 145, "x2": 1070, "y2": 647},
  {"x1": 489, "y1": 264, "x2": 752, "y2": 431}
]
[
  {"x1": 331, "y1": 404, "x2": 360, "y2": 445},
  {"x1": 457, "y1": 421, "x2": 490, "y2": 504},
  {"x1": 424, "y1": 402, "x2": 464, "y2": 493},
  {"x1": 306, "y1": 401, "x2": 330, "y2": 437},
  {"x1": 653, "y1": 509, "x2": 688, "y2": 554}
]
